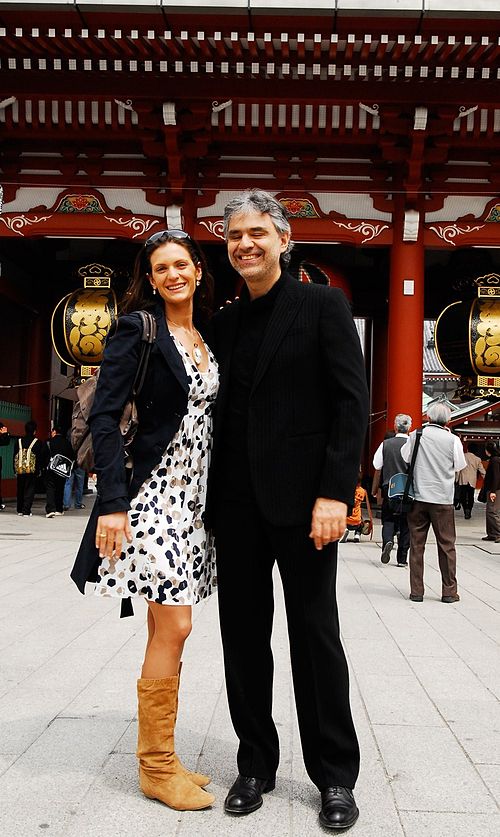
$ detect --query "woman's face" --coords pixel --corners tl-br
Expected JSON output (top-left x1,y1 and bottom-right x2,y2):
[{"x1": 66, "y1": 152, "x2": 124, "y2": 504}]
[{"x1": 148, "y1": 241, "x2": 201, "y2": 309}]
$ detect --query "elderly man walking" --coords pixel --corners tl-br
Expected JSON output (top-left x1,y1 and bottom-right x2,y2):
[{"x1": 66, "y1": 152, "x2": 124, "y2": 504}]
[
  {"x1": 211, "y1": 189, "x2": 369, "y2": 830},
  {"x1": 401, "y1": 403, "x2": 466, "y2": 603},
  {"x1": 372, "y1": 413, "x2": 412, "y2": 566}
]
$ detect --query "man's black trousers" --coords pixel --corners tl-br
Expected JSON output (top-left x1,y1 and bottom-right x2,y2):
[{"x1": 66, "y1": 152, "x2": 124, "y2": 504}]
[
  {"x1": 16, "y1": 474, "x2": 36, "y2": 514},
  {"x1": 45, "y1": 470, "x2": 65, "y2": 514},
  {"x1": 215, "y1": 499, "x2": 360, "y2": 791}
]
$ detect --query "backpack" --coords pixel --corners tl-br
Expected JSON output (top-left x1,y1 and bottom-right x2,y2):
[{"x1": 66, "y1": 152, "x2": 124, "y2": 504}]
[
  {"x1": 71, "y1": 310, "x2": 157, "y2": 472},
  {"x1": 14, "y1": 438, "x2": 37, "y2": 475}
]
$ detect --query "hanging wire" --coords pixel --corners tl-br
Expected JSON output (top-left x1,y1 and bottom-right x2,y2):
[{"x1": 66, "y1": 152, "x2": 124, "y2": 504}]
[{"x1": 0, "y1": 377, "x2": 58, "y2": 389}]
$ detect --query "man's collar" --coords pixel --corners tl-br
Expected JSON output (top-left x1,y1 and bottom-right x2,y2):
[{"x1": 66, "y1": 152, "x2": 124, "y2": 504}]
[{"x1": 239, "y1": 272, "x2": 286, "y2": 307}]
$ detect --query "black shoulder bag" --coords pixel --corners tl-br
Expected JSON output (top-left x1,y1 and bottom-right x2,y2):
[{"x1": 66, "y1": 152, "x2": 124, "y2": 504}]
[{"x1": 388, "y1": 429, "x2": 423, "y2": 515}]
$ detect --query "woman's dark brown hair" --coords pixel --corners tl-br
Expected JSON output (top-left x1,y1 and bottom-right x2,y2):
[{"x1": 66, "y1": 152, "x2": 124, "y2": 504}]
[{"x1": 120, "y1": 231, "x2": 214, "y2": 325}]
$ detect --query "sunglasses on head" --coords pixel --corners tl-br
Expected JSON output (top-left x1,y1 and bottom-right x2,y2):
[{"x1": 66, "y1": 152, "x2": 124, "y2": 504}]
[{"x1": 144, "y1": 229, "x2": 193, "y2": 248}]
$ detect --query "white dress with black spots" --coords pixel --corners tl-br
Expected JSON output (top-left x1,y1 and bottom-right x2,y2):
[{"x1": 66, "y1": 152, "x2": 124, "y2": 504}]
[{"x1": 94, "y1": 334, "x2": 218, "y2": 606}]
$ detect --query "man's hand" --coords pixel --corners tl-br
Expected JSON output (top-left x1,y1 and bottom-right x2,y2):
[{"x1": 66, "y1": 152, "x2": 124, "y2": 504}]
[
  {"x1": 310, "y1": 498, "x2": 348, "y2": 550},
  {"x1": 95, "y1": 511, "x2": 133, "y2": 559},
  {"x1": 490, "y1": 492, "x2": 496, "y2": 503}
]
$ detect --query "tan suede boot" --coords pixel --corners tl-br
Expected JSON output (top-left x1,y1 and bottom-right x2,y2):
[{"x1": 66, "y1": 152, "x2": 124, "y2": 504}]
[
  {"x1": 173, "y1": 663, "x2": 211, "y2": 788},
  {"x1": 136, "y1": 676, "x2": 215, "y2": 810}
]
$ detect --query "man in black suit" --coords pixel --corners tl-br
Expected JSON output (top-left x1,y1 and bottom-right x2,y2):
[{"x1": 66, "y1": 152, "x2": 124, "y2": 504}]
[{"x1": 211, "y1": 190, "x2": 369, "y2": 830}]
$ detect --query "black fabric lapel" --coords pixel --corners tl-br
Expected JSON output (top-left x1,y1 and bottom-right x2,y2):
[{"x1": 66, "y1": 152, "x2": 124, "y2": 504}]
[
  {"x1": 153, "y1": 309, "x2": 190, "y2": 394},
  {"x1": 251, "y1": 273, "x2": 303, "y2": 394},
  {"x1": 214, "y1": 301, "x2": 240, "y2": 412}
]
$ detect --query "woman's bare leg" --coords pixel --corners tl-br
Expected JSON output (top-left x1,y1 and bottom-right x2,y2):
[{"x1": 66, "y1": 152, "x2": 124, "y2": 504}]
[
  {"x1": 141, "y1": 601, "x2": 192, "y2": 679},
  {"x1": 145, "y1": 606, "x2": 155, "y2": 656}
]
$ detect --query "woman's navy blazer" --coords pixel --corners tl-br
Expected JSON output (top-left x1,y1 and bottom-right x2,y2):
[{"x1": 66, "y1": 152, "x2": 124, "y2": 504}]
[{"x1": 70, "y1": 303, "x2": 206, "y2": 594}]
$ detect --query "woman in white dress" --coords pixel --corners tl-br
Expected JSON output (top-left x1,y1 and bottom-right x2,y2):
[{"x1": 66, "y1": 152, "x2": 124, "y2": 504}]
[{"x1": 71, "y1": 230, "x2": 218, "y2": 811}]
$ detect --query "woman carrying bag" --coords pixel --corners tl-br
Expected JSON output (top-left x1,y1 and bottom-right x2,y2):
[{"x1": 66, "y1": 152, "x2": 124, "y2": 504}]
[{"x1": 71, "y1": 230, "x2": 218, "y2": 811}]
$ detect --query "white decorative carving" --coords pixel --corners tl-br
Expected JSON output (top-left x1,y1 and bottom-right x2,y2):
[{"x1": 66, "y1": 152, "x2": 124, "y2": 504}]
[
  {"x1": 212, "y1": 100, "x2": 232, "y2": 113},
  {"x1": 331, "y1": 220, "x2": 389, "y2": 244},
  {"x1": 429, "y1": 223, "x2": 485, "y2": 245},
  {"x1": 0, "y1": 214, "x2": 52, "y2": 235},
  {"x1": 114, "y1": 99, "x2": 135, "y2": 112},
  {"x1": 199, "y1": 219, "x2": 225, "y2": 240},
  {"x1": 104, "y1": 217, "x2": 160, "y2": 238}
]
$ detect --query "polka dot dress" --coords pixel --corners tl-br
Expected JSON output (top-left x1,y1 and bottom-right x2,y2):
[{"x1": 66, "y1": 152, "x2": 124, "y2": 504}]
[{"x1": 94, "y1": 333, "x2": 218, "y2": 606}]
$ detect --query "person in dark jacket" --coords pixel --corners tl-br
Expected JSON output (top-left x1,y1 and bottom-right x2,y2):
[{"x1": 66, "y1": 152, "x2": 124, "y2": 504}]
[
  {"x1": 210, "y1": 189, "x2": 369, "y2": 830},
  {"x1": 0, "y1": 420, "x2": 10, "y2": 509},
  {"x1": 14, "y1": 420, "x2": 46, "y2": 516},
  {"x1": 482, "y1": 441, "x2": 500, "y2": 542},
  {"x1": 71, "y1": 229, "x2": 217, "y2": 812},
  {"x1": 372, "y1": 414, "x2": 412, "y2": 566},
  {"x1": 45, "y1": 426, "x2": 75, "y2": 517}
]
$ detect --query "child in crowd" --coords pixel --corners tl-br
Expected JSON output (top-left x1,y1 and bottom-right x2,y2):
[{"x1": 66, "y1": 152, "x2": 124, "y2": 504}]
[{"x1": 340, "y1": 469, "x2": 367, "y2": 543}]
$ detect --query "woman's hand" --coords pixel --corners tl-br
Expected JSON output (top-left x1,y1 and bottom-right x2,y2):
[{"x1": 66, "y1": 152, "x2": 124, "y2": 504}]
[
  {"x1": 489, "y1": 492, "x2": 497, "y2": 503},
  {"x1": 95, "y1": 511, "x2": 132, "y2": 559}
]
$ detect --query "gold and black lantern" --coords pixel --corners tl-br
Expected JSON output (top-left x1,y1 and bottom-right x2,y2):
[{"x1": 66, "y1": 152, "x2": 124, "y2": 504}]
[
  {"x1": 435, "y1": 273, "x2": 500, "y2": 398},
  {"x1": 51, "y1": 263, "x2": 117, "y2": 376}
]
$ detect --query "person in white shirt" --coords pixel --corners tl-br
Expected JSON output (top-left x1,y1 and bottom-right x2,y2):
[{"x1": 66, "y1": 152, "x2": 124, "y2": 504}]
[
  {"x1": 401, "y1": 402, "x2": 466, "y2": 604},
  {"x1": 372, "y1": 414, "x2": 412, "y2": 566}
]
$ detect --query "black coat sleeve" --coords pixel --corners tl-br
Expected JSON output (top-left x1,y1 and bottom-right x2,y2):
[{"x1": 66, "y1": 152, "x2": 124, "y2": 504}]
[{"x1": 317, "y1": 289, "x2": 369, "y2": 505}]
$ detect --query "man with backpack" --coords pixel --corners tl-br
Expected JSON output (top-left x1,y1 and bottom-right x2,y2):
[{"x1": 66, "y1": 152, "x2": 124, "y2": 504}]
[{"x1": 14, "y1": 420, "x2": 46, "y2": 516}]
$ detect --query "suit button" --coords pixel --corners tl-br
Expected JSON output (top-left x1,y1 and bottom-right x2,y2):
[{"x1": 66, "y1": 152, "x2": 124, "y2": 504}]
[{"x1": 174, "y1": 412, "x2": 181, "y2": 418}]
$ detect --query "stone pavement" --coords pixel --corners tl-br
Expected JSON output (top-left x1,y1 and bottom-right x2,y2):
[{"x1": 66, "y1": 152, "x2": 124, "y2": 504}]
[{"x1": 0, "y1": 497, "x2": 499, "y2": 837}]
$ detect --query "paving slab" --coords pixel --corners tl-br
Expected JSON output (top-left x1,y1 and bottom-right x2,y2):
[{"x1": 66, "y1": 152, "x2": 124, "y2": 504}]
[{"x1": 0, "y1": 499, "x2": 499, "y2": 836}]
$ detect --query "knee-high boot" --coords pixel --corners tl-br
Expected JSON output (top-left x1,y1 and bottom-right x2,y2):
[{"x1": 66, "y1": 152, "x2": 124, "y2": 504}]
[
  {"x1": 136, "y1": 676, "x2": 215, "y2": 811},
  {"x1": 173, "y1": 663, "x2": 211, "y2": 787}
]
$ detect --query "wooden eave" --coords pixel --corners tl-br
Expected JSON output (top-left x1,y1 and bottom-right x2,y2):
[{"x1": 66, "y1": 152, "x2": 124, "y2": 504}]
[{"x1": 1, "y1": 9, "x2": 500, "y2": 208}]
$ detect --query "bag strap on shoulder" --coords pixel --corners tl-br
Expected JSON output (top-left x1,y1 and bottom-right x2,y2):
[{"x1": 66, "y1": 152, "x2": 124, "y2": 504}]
[
  {"x1": 131, "y1": 310, "x2": 157, "y2": 398},
  {"x1": 403, "y1": 429, "x2": 423, "y2": 504}
]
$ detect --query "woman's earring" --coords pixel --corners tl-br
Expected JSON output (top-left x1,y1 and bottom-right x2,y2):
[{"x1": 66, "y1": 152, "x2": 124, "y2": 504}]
[
  {"x1": 152, "y1": 286, "x2": 157, "y2": 295},
  {"x1": 196, "y1": 279, "x2": 201, "y2": 287}
]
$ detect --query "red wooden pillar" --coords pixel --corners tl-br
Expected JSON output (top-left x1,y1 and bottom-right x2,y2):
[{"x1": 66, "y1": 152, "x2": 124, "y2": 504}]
[
  {"x1": 387, "y1": 202, "x2": 424, "y2": 430},
  {"x1": 370, "y1": 316, "x2": 389, "y2": 458}
]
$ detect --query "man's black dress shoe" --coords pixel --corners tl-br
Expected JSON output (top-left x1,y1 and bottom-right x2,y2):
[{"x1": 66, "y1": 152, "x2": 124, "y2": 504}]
[
  {"x1": 224, "y1": 774, "x2": 275, "y2": 815},
  {"x1": 319, "y1": 787, "x2": 359, "y2": 830},
  {"x1": 409, "y1": 594, "x2": 423, "y2": 602}
]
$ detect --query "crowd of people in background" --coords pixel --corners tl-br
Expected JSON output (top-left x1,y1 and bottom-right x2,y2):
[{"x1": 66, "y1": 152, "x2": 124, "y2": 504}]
[
  {"x1": 0, "y1": 411, "x2": 498, "y2": 545},
  {"x1": 0, "y1": 419, "x2": 89, "y2": 518}
]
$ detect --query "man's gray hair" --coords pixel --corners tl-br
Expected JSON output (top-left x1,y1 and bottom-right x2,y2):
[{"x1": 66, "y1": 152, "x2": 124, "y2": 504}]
[
  {"x1": 223, "y1": 189, "x2": 294, "y2": 266},
  {"x1": 394, "y1": 413, "x2": 412, "y2": 433},
  {"x1": 427, "y1": 402, "x2": 452, "y2": 426}
]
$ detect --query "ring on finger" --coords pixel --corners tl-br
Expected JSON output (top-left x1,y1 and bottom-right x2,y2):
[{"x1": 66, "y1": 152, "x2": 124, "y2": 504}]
[{"x1": 98, "y1": 533, "x2": 106, "y2": 538}]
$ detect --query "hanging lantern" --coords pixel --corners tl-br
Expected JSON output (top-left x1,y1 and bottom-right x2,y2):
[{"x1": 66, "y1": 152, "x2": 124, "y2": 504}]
[
  {"x1": 296, "y1": 259, "x2": 352, "y2": 301},
  {"x1": 51, "y1": 263, "x2": 117, "y2": 377},
  {"x1": 435, "y1": 273, "x2": 500, "y2": 398}
]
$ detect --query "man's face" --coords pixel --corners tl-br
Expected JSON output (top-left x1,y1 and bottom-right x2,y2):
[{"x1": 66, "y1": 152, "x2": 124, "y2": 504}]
[{"x1": 226, "y1": 209, "x2": 290, "y2": 288}]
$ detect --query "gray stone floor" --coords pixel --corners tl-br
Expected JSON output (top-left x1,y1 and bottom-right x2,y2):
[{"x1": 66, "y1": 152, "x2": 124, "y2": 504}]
[{"x1": 0, "y1": 496, "x2": 499, "y2": 836}]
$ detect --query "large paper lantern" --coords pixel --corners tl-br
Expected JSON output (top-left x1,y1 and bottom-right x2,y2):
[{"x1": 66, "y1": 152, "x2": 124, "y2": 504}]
[
  {"x1": 51, "y1": 263, "x2": 117, "y2": 375},
  {"x1": 297, "y1": 259, "x2": 352, "y2": 301},
  {"x1": 435, "y1": 273, "x2": 500, "y2": 397}
]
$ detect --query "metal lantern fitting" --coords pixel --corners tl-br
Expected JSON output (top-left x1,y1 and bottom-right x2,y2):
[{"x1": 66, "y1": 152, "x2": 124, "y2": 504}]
[
  {"x1": 51, "y1": 263, "x2": 117, "y2": 375},
  {"x1": 435, "y1": 273, "x2": 500, "y2": 398}
]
